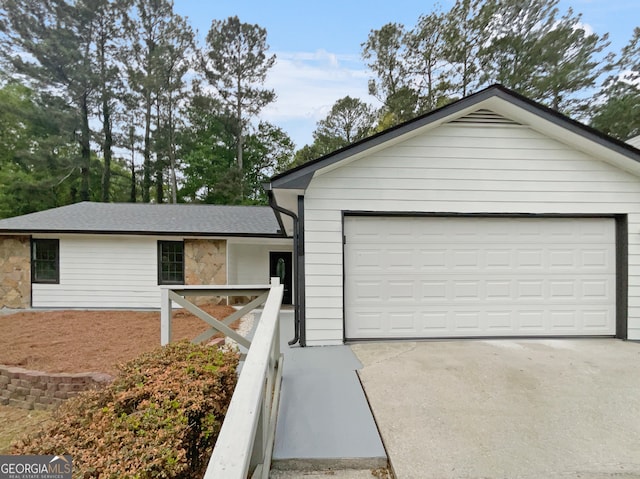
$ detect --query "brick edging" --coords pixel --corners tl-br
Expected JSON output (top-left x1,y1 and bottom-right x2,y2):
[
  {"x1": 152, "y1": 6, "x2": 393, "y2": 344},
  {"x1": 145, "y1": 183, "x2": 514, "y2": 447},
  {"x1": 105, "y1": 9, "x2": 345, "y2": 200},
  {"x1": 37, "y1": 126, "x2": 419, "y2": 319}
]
[{"x1": 0, "y1": 365, "x2": 113, "y2": 411}]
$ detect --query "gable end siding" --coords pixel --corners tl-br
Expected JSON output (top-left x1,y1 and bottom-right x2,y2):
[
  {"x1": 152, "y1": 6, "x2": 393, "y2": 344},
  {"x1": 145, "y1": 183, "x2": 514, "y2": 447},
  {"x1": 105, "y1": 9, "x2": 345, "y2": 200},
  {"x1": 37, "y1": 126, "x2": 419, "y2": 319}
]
[{"x1": 303, "y1": 123, "x2": 640, "y2": 345}]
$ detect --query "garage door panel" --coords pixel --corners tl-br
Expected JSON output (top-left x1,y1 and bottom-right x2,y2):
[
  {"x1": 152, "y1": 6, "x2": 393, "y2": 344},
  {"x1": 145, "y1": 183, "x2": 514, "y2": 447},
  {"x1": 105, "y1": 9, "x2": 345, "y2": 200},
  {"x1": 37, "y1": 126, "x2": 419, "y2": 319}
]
[
  {"x1": 486, "y1": 250, "x2": 513, "y2": 269},
  {"x1": 518, "y1": 310, "x2": 546, "y2": 331},
  {"x1": 550, "y1": 248, "x2": 578, "y2": 264},
  {"x1": 453, "y1": 311, "x2": 482, "y2": 331},
  {"x1": 388, "y1": 280, "x2": 415, "y2": 301},
  {"x1": 486, "y1": 280, "x2": 512, "y2": 299},
  {"x1": 550, "y1": 310, "x2": 578, "y2": 329},
  {"x1": 356, "y1": 312, "x2": 383, "y2": 332},
  {"x1": 388, "y1": 250, "x2": 415, "y2": 270},
  {"x1": 353, "y1": 280, "x2": 383, "y2": 302},
  {"x1": 389, "y1": 312, "x2": 416, "y2": 332},
  {"x1": 421, "y1": 280, "x2": 448, "y2": 300},
  {"x1": 420, "y1": 311, "x2": 449, "y2": 331},
  {"x1": 345, "y1": 217, "x2": 616, "y2": 339},
  {"x1": 353, "y1": 249, "x2": 385, "y2": 271},
  {"x1": 581, "y1": 249, "x2": 611, "y2": 269},
  {"x1": 453, "y1": 281, "x2": 480, "y2": 300},
  {"x1": 419, "y1": 250, "x2": 448, "y2": 268},
  {"x1": 583, "y1": 310, "x2": 613, "y2": 329},
  {"x1": 452, "y1": 250, "x2": 480, "y2": 268},
  {"x1": 581, "y1": 279, "x2": 610, "y2": 299},
  {"x1": 517, "y1": 280, "x2": 544, "y2": 299},
  {"x1": 486, "y1": 311, "x2": 514, "y2": 330},
  {"x1": 549, "y1": 280, "x2": 577, "y2": 299},
  {"x1": 517, "y1": 249, "x2": 545, "y2": 269}
]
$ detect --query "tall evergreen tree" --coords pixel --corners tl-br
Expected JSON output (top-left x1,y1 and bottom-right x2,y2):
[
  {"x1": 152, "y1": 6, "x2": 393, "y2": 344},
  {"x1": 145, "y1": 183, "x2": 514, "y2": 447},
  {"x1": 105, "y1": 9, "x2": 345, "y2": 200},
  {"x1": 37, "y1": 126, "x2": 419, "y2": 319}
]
[
  {"x1": 362, "y1": 22, "x2": 417, "y2": 124},
  {"x1": 86, "y1": 0, "x2": 127, "y2": 202},
  {"x1": 0, "y1": 84, "x2": 78, "y2": 217},
  {"x1": 124, "y1": 0, "x2": 173, "y2": 202},
  {"x1": 243, "y1": 122, "x2": 294, "y2": 203},
  {"x1": 480, "y1": 0, "x2": 556, "y2": 90},
  {"x1": 178, "y1": 93, "x2": 293, "y2": 205},
  {"x1": 178, "y1": 95, "x2": 237, "y2": 204},
  {"x1": 0, "y1": 0, "x2": 98, "y2": 201},
  {"x1": 150, "y1": 12, "x2": 194, "y2": 203},
  {"x1": 312, "y1": 96, "x2": 376, "y2": 153},
  {"x1": 442, "y1": 0, "x2": 492, "y2": 97},
  {"x1": 481, "y1": 0, "x2": 609, "y2": 116},
  {"x1": 592, "y1": 27, "x2": 640, "y2": 141},
  {"x1": 406, "y1": 9, "x2": 451, "y2": 112},
  {"x1": 202, "y1": 15, "x2": 276, "y2": 186}
]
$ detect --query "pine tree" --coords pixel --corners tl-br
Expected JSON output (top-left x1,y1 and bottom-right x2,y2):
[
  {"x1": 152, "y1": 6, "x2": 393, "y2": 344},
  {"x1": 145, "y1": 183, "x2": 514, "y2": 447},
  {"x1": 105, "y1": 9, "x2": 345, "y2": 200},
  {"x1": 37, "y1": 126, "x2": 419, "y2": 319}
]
[
  {"x1": 362, "y1": 22, "x2": 417, "y2": 124},
  {"x1": 0, "y1": 0, "x2": 98, "y2": 201},
  {"x1": 406, "y1": 9, "x2": 451, "y2": 112},
  {"x1": 202, "y1": 15, "x2": 276, "y2": 193},
  {"x1": 591, "y1": 27, "x2": 640, "y2": 140},
  {"x1": 481, "y1": 0, "x2": 609, "y2": 116}
]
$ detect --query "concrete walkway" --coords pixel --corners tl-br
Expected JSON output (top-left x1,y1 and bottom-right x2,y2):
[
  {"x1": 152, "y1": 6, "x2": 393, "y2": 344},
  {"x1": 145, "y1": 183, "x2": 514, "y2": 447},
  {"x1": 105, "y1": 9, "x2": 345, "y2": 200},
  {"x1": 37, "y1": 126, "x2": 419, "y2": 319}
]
[
  {"x1": 353, "y1": 339, "x2": 640, "y2": 479},
  {"x1": 271, "y1": 311, "x2": 387, "y2": 473}
]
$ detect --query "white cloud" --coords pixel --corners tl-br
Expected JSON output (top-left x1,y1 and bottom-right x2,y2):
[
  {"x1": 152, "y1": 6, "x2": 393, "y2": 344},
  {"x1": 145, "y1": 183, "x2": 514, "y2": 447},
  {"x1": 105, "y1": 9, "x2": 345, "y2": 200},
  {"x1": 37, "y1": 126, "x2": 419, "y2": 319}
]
[
  {"x1": 574, "y1": 21, "x2": 595, "y2": 36},
  {"x1": 260, "y1": 49, "x2": 380, "y2": 146}
]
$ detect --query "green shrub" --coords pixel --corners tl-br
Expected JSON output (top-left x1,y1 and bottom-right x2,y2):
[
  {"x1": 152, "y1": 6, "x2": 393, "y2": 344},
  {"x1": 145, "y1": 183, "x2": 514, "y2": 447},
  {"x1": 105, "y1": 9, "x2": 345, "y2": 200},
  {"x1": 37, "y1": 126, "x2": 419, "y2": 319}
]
[{"x1": 12, "y1": 341, "x2": 239, "y2": 479}]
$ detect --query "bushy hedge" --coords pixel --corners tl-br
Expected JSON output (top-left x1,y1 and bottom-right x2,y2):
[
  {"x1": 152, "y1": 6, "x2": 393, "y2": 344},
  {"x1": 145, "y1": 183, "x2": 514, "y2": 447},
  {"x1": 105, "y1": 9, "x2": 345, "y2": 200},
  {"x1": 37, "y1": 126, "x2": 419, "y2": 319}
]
[{"x1": 12, "y1": 341, "x2": 239, "y2": 479}]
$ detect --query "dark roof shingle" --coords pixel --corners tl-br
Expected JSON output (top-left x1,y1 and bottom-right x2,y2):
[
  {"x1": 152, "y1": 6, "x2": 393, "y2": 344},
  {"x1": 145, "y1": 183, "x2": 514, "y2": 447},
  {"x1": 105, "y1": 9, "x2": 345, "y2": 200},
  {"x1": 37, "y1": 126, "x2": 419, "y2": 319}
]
[{"x1": 0, "y1": 202, "x2": 284, "y2": 237}]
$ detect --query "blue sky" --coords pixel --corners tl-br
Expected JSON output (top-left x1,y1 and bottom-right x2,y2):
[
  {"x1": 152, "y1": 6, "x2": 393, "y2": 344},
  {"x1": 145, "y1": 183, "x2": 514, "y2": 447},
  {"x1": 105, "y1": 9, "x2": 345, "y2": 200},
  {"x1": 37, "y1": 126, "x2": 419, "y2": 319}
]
[{"x1": 173, "y1": 0, "x2": 639, "y2": 148}]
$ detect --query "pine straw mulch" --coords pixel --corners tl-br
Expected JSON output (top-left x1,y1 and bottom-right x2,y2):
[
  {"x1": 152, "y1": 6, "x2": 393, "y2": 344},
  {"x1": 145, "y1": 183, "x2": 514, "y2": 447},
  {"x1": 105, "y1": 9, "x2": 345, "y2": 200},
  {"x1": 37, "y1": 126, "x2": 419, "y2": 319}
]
[{"x1": 0, "y1": 304, "x2": 237, "y2": 375}]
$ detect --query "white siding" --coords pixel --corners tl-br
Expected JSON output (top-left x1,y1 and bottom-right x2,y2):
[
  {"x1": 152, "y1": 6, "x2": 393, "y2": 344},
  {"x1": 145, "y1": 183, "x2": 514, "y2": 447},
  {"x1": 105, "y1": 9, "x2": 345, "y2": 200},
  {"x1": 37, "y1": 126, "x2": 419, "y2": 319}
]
[
  {"x1": 228, "y1": 242, "x2": 293, "y2": 285},
  {"x1": 303, "y1": 123, "x2": 640, "y2": 345},
  {"x1": 32, "y1": 236, "x2": 293, "y2": 309},
  {"x1": 32, "y1": 235, "x2": 165, "y2": 308}
]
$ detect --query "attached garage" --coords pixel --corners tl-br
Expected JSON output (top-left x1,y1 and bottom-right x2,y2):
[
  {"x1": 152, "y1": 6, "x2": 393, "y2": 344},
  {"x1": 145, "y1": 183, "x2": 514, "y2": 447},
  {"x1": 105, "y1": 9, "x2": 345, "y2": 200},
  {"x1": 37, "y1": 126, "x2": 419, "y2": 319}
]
[
  {"x1": 344, "y1": 215, "x2": 617, "y2": 339},
  {"x1": 268, "y1": 85, "x2": 640, "y2": 347}
]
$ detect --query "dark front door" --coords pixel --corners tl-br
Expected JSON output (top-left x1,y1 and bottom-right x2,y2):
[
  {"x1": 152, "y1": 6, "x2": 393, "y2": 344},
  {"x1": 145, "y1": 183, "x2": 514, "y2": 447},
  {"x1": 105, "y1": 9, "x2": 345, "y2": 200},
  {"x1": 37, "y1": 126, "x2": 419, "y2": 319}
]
[{"x1": 269, "y1": 251, "x2": 293, "y2": 304}]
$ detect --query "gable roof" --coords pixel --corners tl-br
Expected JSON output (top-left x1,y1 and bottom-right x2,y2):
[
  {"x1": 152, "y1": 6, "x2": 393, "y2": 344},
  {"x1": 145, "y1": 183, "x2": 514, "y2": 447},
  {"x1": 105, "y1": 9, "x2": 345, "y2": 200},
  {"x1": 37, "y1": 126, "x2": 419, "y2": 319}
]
[
  {"x1": 0, "y1": 202, "x2": 285, "y2": 237},
  {"x1": 269, "y1": 84, "x2": 640, "y2": 190}
]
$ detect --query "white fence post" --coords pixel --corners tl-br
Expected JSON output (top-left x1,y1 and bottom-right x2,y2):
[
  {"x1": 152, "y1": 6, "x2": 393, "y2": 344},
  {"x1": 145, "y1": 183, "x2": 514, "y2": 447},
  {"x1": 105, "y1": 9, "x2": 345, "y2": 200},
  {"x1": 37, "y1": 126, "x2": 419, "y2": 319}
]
[{"x1": 160, "y1": 287, "x2": 172, "y2": 346}]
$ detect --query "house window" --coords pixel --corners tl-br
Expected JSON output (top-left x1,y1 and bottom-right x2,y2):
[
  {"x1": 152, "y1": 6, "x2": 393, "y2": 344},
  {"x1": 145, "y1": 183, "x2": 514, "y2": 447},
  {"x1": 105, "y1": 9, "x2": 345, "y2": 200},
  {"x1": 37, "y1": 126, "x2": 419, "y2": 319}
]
[
  {"x1": 158, "y1": 241, "x2": 184, "y2": 285},
  {"x1": 32, "y1": 239, "x2": 59, "y2": 284}
]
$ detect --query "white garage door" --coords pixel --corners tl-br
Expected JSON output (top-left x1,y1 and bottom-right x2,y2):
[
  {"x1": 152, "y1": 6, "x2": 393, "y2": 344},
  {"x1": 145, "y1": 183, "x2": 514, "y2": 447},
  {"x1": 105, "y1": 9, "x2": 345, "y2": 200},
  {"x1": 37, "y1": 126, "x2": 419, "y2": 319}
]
[{"x1": 344, "y1": 216, "x2": 616, "y2": 339}]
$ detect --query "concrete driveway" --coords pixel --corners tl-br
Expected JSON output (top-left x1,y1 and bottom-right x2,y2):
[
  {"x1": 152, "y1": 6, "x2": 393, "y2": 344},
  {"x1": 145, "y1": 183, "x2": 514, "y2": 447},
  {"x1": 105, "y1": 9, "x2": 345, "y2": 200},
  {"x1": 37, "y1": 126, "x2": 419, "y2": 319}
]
[{"x1": 352, "y1": 339, "x2": 640, "y2": 479}]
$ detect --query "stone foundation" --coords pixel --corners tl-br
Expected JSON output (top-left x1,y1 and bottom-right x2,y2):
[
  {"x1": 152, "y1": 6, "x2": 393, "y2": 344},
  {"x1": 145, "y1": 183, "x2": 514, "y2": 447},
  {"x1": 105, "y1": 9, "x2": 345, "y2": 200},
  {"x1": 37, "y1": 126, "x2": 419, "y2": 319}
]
[
  {"x1": 185, "y1": 239, "x2": 227, "y2": 305},
  {"x1": 0, "y1": 365, "x2": 112, "y2": 410},
  {"x1": 0, "y1": 235, "x2": 30, "y2": 309}
]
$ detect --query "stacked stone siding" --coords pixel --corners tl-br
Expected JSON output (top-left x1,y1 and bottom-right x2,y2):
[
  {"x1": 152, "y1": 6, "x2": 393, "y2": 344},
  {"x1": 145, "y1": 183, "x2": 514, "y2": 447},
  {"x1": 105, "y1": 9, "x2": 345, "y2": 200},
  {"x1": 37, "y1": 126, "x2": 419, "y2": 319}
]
[
  {"x1": 0, "y1": 235, "x2": 30, "y2": 309},
  {"x1": 184, "y1": 239, "x2": 227, "y2": 304},
  {"x1": 0, "y1": 365, "x2": 112, "y2": 410}
]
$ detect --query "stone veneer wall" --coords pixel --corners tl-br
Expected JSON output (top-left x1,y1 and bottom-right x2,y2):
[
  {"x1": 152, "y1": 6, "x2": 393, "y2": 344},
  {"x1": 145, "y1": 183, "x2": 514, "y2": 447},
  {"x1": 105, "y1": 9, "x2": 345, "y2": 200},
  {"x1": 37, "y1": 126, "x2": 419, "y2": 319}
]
[
  {"x1": 184, "y1": 239, "x2": 227, "y2": 305},
  {"x1": 0, "y1": 235, "x2": 31, "y2": 309},
  {"x1": 0, "y1": 365, "x2": 112, "y2": 410}
]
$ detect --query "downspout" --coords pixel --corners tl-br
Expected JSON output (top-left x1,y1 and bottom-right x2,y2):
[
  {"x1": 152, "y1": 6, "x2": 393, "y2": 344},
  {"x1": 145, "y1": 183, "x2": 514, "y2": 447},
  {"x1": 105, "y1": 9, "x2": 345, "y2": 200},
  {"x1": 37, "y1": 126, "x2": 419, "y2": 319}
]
[
  {"x1": 296, "y1": 196, "x2": 306, "y2": 347},
  {"x1": 267, "y1": 189, "x2": 301, "y2": 346}
]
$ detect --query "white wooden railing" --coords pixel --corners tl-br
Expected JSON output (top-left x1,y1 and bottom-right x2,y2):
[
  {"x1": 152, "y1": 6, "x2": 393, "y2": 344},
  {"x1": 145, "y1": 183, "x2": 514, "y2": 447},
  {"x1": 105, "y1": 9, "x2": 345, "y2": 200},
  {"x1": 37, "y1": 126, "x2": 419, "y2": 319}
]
[{"x1": 160, "y1": 279, "x2": 284, "y2": 479}]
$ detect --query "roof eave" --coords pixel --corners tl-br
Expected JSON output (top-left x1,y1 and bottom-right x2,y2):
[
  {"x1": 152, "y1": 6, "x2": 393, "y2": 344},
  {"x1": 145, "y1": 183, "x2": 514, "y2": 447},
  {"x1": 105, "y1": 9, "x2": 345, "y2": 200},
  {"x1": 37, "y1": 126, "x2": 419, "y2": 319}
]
[
  {"x1": 0, "y1": 229, "x2": 289, "y2": 238},
  {"x1": 269, "y1": 84, "x2": 640, "y2": 190},
  {"x1": 486, "y1": 88, "x2": 640, "y2": 165}
]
